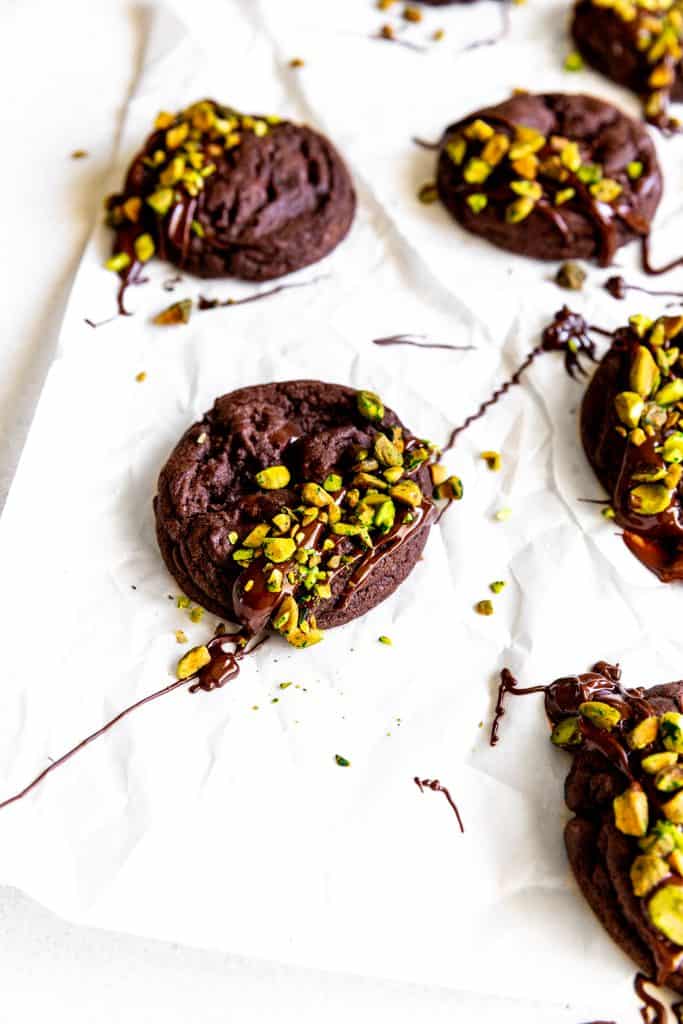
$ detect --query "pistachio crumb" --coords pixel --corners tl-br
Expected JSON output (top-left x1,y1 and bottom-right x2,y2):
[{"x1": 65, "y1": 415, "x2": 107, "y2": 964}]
[
  {"x1": 175, "y1": 629, "x2": 187, "y2": 644},
  {"x1": 177, "y1": 595, "x2": 190, "y2": 608},
  {"x1": 135, "y1": 371, "x2": 147, "y2": 382},
  {"x1": 71, "y1": 149, "x2": 88, "y2": 159},
  {"x1": 335, "y1": 754, "x2": 351, "y2": 767},
  {"x1": 289, "y1": 57, "x2": 304, "y2": 68},
  {"x1": 251, "y1": 705, "x2": 259, "y2": 710},
  {"x1": 481, "y1": 450, "x2": 502, "y2": 471},
  {"x1": 489, "y1": 580, "x2": 506, "y2": 594},
  {"x1": 555, "y1": 261, "x2": 586, "y2": 291},
  {"x1": 380, "y1": 23, "x2": 395, "y2": 39},
  {"x1": 602, "y1": 506, "x2": 616, "y2": 520},
  {"x1": 279, "y1": 681, "x2": 293, "y2": 689},
  {"x1": 378, "y1": 635, "x2": 393, "y2": 645},
  {"x1": 564, "y1": 51, "x2": 584, "y2": 72},
  {"x1": 271, "y1": 697, "x2": 280, "y2": 704},
  {"x1": 153, "y1": 299, "x2": 192, "y2": 326},
  {"x1": 403, "y1": 4, "x2": 422, "y2": 21},
  {"x1": 475, "y1": 599, "x2": 494, "y2": 616},
  {"x1": 495, "y1": 507, "x2": 512, "y2": 522},
  {"x1": 433, "y1": 28, "x2": 445, "y2": 41},
  {"x1": 418, "y1": 182, "x2": 438, "y2": 204},
  {"x1": 189, "y1": 606, "x2": 204, "y2": 623}
]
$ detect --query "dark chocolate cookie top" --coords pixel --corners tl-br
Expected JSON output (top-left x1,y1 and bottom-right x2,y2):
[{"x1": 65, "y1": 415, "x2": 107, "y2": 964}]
[
  {"x1": 155, "y1": 380, "x2": 460, "y2": 646},
  {"x1": 547, "y1": 662, "x2": 683, "y2": 989},
  {"x1": 436, "y1": 92, "x2": 662, "y2": 266},
  {"x1": 105, "y1": 99, "x2": 355, "y2": 298},
  {"x1": 572, "y1": 0, "x2": 683, "y2": 132},
  {"x1": 581, "y1": 312, "x2": 683, "y2": 581}
]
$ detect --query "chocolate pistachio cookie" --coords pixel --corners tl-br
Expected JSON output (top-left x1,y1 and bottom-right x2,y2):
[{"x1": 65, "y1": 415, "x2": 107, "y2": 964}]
[
  {"x1": 105, "y1": 99, "x2": 355, "y2": 294},
  {"x1": 155, "y1": 381, "x2": 461, "y2": 647},
  {"x1": 547, "y1": 661, "x2": 683, "y2": 990},
  {"x1": 572, "y1": 0, "x2": 683, "y2": 132},
  {"x1": 581, "y1": 312, "x2": 683, "y2": 581},
  {"x1": 435, "y1": 92, "x2": 662, "y2": 266}
]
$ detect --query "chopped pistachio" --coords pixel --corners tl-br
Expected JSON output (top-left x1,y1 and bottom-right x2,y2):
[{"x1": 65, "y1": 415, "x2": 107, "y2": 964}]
[
  {"x1": 649, "y1": 885, "x2": 683, "y2": 945},
  {"x1": 627, "y1": 716, "x2": 660, "y2": 750},
  {"x1": 335, "y1": 754, "x2": 351, "y2": 767},
  {"x1": 418, "y1": 182, "x2": 438, "y2": 204},
  {"x1": 302, "y1": 482, "x2": 332, "y2": 507},
  {"x1": 463, "y1": 158, "x2": 492, "y2": 184},
  {"x1": 495, "y1": 506, "x2": 512, "y2": 521},
  {"x1": 481, "y1": 450, "x2": 502, "y2": 471},
  {"x1": 615, "y1": 391, "x2": 645, "y2": 428},
  {"x1": 135, "y1": 371, "x2": 147, "y2": 383},
  {"x1": 661, "y1": 712, "x2": 683, "y2": 753},
  {"x1": 475, "y1": 599, "x2": 494, "y2": 616},
  {"x1": 577, "y1": 163, "x2": 603, "y2": 185},
  {"x1": 445, "y1": 137, "x2": 466, "y2": 165},
  {"x1": 630, "y1": 482, "x2": 672, "y2": 516},
  {"x1": 105, "y1": 252, "x2": 131, "y2": 273},
  {"x1": 579, "y1": 701, "x2": 621, "y2": 730},
  {"x1": 555, "y1": 261, "x2": 586, "y2": 290},
  {"x1": 631, "y1": 854, "x2": 670, "y2": 897},
  {"x1": 554, "y1": 187, "x2": 575, "y2": 206},
  {"x1": 189, "y1": 606, "x2": 203, "y2": 623},
  {"x1": 663, "y1": 791, "x2": 683, "y2": 824},
  {"x1": 663, "y1": 433, "x2": 683, "y2": 464},
  {"x1": 627, "y1": 160, "x2": 644, "y2": 180},
  {"x1": 146, "y1": 187, "x2": 175, "y2": 215},
  {"x1": 656, "y1": 765, "x2": 683, "y2": 793},
  {"x1": 263, "y1": 537, "x2": 297, "y2": 563},
  {"x1": 505, "y1": 197, "x2": 535, "y2": 223},
  {"x1": 655, "y1": 378, "x2": 683, "y2": 406},
  {"x1": 464, "y1": 118, "x2": 494, "y2": 141},
  {"x1": 243, "y1": 524, "x2": 270, "y2": 549},
  {"x1": 466, "y1": 193, "x2": 488, "y2": 214},
  {"x1": 564, "y1": 50, "x2": 584, "y2": 71},
  {"x1": 256, "y1": 465, "x2": 291, "y2": 490},
  {"x1": 374, "y1": 433, "x2": 403, "y2": 467},
  {"x1": 177, "y1": 595, "x2": 190, "y2": 609},
  {"x1": 435, "y1": 475, "x2": 464, "y2": 501},
  {"x1": 550, "y1": 716, "x2": 582, "y2": 747},
  {"x1": 177, "y1": 644, "x2": 211, "y2": 680},
  {"x1": 323, "y1": 473, "x2": 343, "y2": 492},
  {"x1": 378, "y1": 635, "x2": 393, "y2": 645},
  {"x1": 357, "y1": 390, "x2": 384, "y2": 423},
  {"x1": 613, "y1": 784, "x2": 649, "y2": 836},
  {"x1": 489, "y1": 580, "x2": 506, "y2": 594},
  {"x1": 390, "y1": 480, "x2": 423, "y2": 506},
  {"x1": 175, "y1": 629, "x2": 187, "y2": 644},
  {"x1": 153, "y1": 299, "x2": 192, "y2": 325},
  {"x1": 134, "y1": 233, "x2": 155, "y2": 263},
  {"x1": 602, "y1": 506, "x2": 616, "y2": 520}
]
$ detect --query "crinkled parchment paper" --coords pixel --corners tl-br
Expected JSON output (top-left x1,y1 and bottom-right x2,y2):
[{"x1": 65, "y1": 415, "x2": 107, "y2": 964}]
[{"x1": 1, "y1": 1, "x2": 683, "y2": 1018}]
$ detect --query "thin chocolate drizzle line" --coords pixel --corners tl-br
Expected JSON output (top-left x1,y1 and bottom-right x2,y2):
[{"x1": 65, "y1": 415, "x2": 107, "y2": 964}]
[
  {"x1": 634, "y1": 973, "x2": 667, "y2": 1024},
  {"x1": 197, "y1": 276, "x2": 326, "y2": 313},
  {"x1": 0, "y1": 631, "x2": 254, "y2": 811},
  {"x1": 441, "y1": 307, "x2": 597, "y2": 453},
  {"x1": 641, "y1": 235, "x2": 683, "y2": 277},
  {"x1": 605, "y1": 274, "x2": 683, "y2": 302},
  {"x1": 490, "y1": 668, "x2": 546, "y2": 747},
  {"x1": 412, "y1": 136, "x2": 441, "y2": 151},
  {"x1": 84, "y1": 314, "x2": 119, "y2": 329},
  {"x1": 163, "y1": 273, "x2": 183, "y2": 292},
  {"x1": 458, "y1": 0, "x2": 511, "y2": 53},
  {"x1": 414, "y1": 777, "x2": 465, "y2": 833},
  {"x1": 372, "y1": 333, "x2": 476, "y2": 352},
  {"x1": 372, "y1": 31, "x2": 427, "y2": 53}
]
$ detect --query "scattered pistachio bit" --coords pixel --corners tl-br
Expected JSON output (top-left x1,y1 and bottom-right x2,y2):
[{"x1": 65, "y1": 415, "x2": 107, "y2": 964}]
[
  {"x1": 177, "y1": 644, "x2": 211, "y2": 680},
  {"x1": 495, "y1": 507, "x2": 512, "y2": 521},
  {"x1": 435, "y1": 475, "x2": 464, "y2": 501},
  {"x1": 189, "y1": 606, "x2": 204, "y2": 623},
  {"x1": 279, "y1": 681, "x2": 293, "y2": 689},
  {"x1": 613, "y1": 784, "x2": 649, "y2": 836},
  {"x1": 175, "y1": 629, "x2": 187, "y2": 644},
  {"x1": 615, "y1": 391, "x2": 645, "y2": 429},
  {"x1": 263, "y1": 537, "x2": 297, "y2": 563},
  {"x1": 390, "y1": 480, "x2": 423, "y2": 506},
  {"x1": 555, "y1": 188, "x2": 575, "y2": 206},
  {"x1": 475, "y1": 599, "x2": 494, "y2": 616},
  {"x1": 135, "y1": 371, "x2": 147, "y2": 383},
  {"x1": 177, "y1": 595, "x2": 190, "y2": 608},
  {"x1": 564, "y1": 51, "x2": 584, "y2": 71},
  {"x1": 643, "y1": 752, "x2": 678, "y2": 774},
  {"x1": 256, "y1": 465, "x2": 291, "y2": 490},
  {"x1": 467, "y1": 193, "x2": 488, "y2": 214},
  {"x1": 489, "y1": 580, "x2": 506, "y2": 594},
  {"x1": 418, "y1": 182, "x2": 438, "y2": 204},
  {"x1": 627, "y1": 715, "x2": 660, "y2": 750},
  {"x1": 335, "y1": 754, "x2": 351, "y2": 767},
  {"x1": 228, "y1": 531, "x2": 238, "y2": 545},
  {"x1": 579, "y1": 701, "x2": 622, "y2": 730},
  {"x1": 378, "y1": 635, "x2": 393, "y2": 645},
  {"x1": 105, "y1": 252, "x2": 131, "y2": 273},
  {"x1": 481, "y1": 450, "x2": 502, "y2": 471},
  {"x1": 648, "y1": 885, "x2": 683, "y2": 945},
  {"x1": 134, "y1": 233, "x2": 155, "y2": 263},
  {"x1": 356, "y1": 390, "x2": 384, "y2": 423},
  {"x1": 289, "y1": 57, "x2": 304, "y2": 68},
  {"x1": 433, "y1": 28, "x2": 445, "y2": 41},
  {"x1": 146, "y1": 187, "x2": 174, "y2": 216},
  {"x1": 662, "y1": 790, "x2": 683, "y2": 824},
  {"x1": 627, "y1": 160, "x2": 644, "y2": 180},
  {"x1": 551, "y1": 716, "x2": 582, "y2": 747},
  {"x1": 153, "y1": 299, "x2": 192, "y2": 326},
  {"x1": 656, "y1": 765, "x2": 683, "y2": 793},
  {"x1": 662, "y1": 713, "x2": 683, "y2": 753},
  {"x1": 555, "y1": 262, "x2": 586, "y2": 291},
  {"x1": 655, "y1": 378, "x2": 683, "y2": 406},
  {"x1": 631, "y1": 854, "x2": 670, "y2": 897},
  {"x1": 403, "y1": 4, "x2": 422, "y2": 21},
  {"x1": 602, "y1": 506, "x2": 616, "y2": 520},
  {"x1": 630, "y1": 482, "x2": 672, "y2": 516}
]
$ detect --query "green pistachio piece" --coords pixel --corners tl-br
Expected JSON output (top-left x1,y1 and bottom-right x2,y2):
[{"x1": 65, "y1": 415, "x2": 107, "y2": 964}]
[
  {"x1": 146, "y1": 187, "x2": 175, "y2": 215},
  {"x1": 590, "y1": 178, "x2": 622, "y2": 203},
  {"x1": 272, "y1": 512, "x2": 291, "y2": 534},
  {"x1": 374, "y1": 433, "x2": 403, "y2": 467},
  {"x1": 177, "y1": 645, "x2": 211, "y2": 680},
  {"x1": 658, "y1": 713, "x2": 683, "y2": 754},
  {"x1": 272, "y1": 595, "x2": 298, "y2": 634},
  {"x1": 627, "y1": 160, "x2": 644, "y2": 180},
  {"x1": 505, "y1": 197, "x2": 535, "y2": 223},
  {"x1": 104, "y1": 252, "x2": 131, "y2": 273},
  {"x1": 613, "y1": 784, "x2": 649, "y2": 836},
  {"x1": 285, "y1": 625, "x2": 324, "y2": 648},
  {"x1": 564, "y1": 50, "x2": 584, "y2": 71},
  {"x1": 655, "y1": 378, "x2": 683, "y2": 406},
  {"x1": 656, "y1": 765, "x2": 683, "y2": 793},
  {"x1": 642, "y1": 751, "x2": 678, "y2": 774},
  {"x1": 627, "y1": 716, "x2": 660, "y2": 750},
  {"x1": 302, "y1": 482, "x2": 332, "y2": 507},
  {"x1": 614, "y1": 391, "x2": 645, "y2": 429},
  {"x1": 243, "y1": 524, "x2": 270, "y2": 549},
  {"x1": 255, "y1": 465, "x2": 291, "y2": 490},
  {"x1": 640, "y1": 820, "x2": 683, "y2": 856},
  {"x1": 356, "y1": 390, "x2": 384, "y2": 424},
  {"x1": 263, "y1": 538, "x2": 296, "y2": 563},
  {"x1": 435, "y1": 476, "x2": 464, "y2": 501},
  {"x1": 323, "y1": 473, "x2": 343, "y2": 492},
  {"x1": 332, "y1": 522, "x2": 362, "y2": 537},
  {"x1": 463, "y1": 158, "x2": 492, "y2": 184},
  {"x1": 466, "y1": 193, "x2": 488, "y2": 214},
  {"x1": 579, "y1": 700, "x2": 622, "y2": 730},
  {"x1": 445, "y1": 136, "x2": 466, "y2": 165},
  {"x1": 662, "y1": 791, "x2": 683, "y2": 824},
  {"x1": 663, "y1": 434, "x2": 683, "y2": 464},
  {"x1": 374, "y1": 499, "x2": 396, "y2": 532},
  {"x1": 630, "y1": 345, "x2": 660, "y2": 397},
  {"x1": 383, "y1": 466, "x2": 404, "y2": 484},
  {"x1": 389, "y1": 480, "x2": 423, "y2": 507},
  {"x1": 630, "y1": 853, "x2": 671, "y2": 897},
  {"x1": 550, "y1": 716, "x2": 582, "y2": 747},
  {"x1": 648, "y1": 885, "x2": 683, "y2": 945},
  {"x1": 266, "y1": 569, "x2": 283, "y2": 593},
  {"x1": 629, "y1": 483, "x2": 672, "y2": 516}
]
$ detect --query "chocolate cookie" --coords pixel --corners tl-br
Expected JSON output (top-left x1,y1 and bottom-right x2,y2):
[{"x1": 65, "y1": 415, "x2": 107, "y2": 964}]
[
  {"x1": 547, "y1": 661, "x2": 683, "y2": 990},
  {"x1": 435, "y1": 92, "x2": 662, "y2": 266},
  {"x1": 105, "y1": 100, "x2": 355, "y2": 298},
  {"x1": 155, "y1": 381, "x2": 460, "y2": 647},
  {"x1": 581, "y1": 312, "x2": 683, "y2": 581},
  {"x1": 571, "y1": 0, "x2": 683, "y2": 132}
]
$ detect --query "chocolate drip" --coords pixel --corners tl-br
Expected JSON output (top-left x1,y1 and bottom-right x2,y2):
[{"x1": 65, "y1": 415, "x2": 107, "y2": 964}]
[
  {"x1": 641, "y1": 235, "x2": 683, "y2": 277},
  {"x1": 634, "y1": 973, "x2": 667, "y2": 1024},
  {"x1": 414, "y1": 776, "x2": 465, "y2": 833},
  {"x1": 0, "y1": 631, "x2": 252, "y2": 811},
  {"x1": 412, "y1": 137, "x2": 441, "y2": 151},
  {"x1": 442, "y1": 307, "x2": 596, "y2": 453},
  {"x1": 373, "y1": 31, "x2": 427, "y2": 54},
  {"x1": 197, "y1": 277, "x2": 324, "y2": 313},
  {"x1": 372, "y1": 333, "x2": 475, "y2": 352},
  {"x1": 490, "y1": 668, "x2": 547, "y2": 746},
  {"x1": 84, "y1": 314, "x2": 119, "y2": 329},
  {"x1": 604, "y1": 275, "x2": 683, "y2": 302}
]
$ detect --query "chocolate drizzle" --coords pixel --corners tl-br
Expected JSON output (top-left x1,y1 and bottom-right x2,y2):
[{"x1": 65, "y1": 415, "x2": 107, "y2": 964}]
[
  {"x1": 442, "y1": 307, "x2": 597, "y2": 453},
  {"x1": 641, "y1": 235, "x2": 683, "y2": 277},
  {"x1": 197, "y1": 277, "x2": 325, "y2": 313},
  {"x1": 414, "y1": 776, "x2": 465, "y2": 833},
  {"x1": 0, "y1": 631, "x2": 253, "y2": 812},
  {"x1": 489, "y1": 668, "x2": 546, "y2": 746},
  {"x1": 634, "y1": 973, "x2": 667, "y2": 1024},
  {"x1": 372, "y1": 333, "x2": 475, "y2": 352},
  {"x1": 605, "y1": 275, "x2": 683, "y2": 302}
]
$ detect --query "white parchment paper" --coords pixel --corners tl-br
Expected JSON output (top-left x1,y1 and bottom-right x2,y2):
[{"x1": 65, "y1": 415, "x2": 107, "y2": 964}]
[{"x1": 2, "y1": 0, "x2": 683, "y2": 1017}]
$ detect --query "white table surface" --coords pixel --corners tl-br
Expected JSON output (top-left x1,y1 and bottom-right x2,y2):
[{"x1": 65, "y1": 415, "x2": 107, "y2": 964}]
[{"x1": 0, "y1": 1, "x2": 634, "y2": 1020}]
